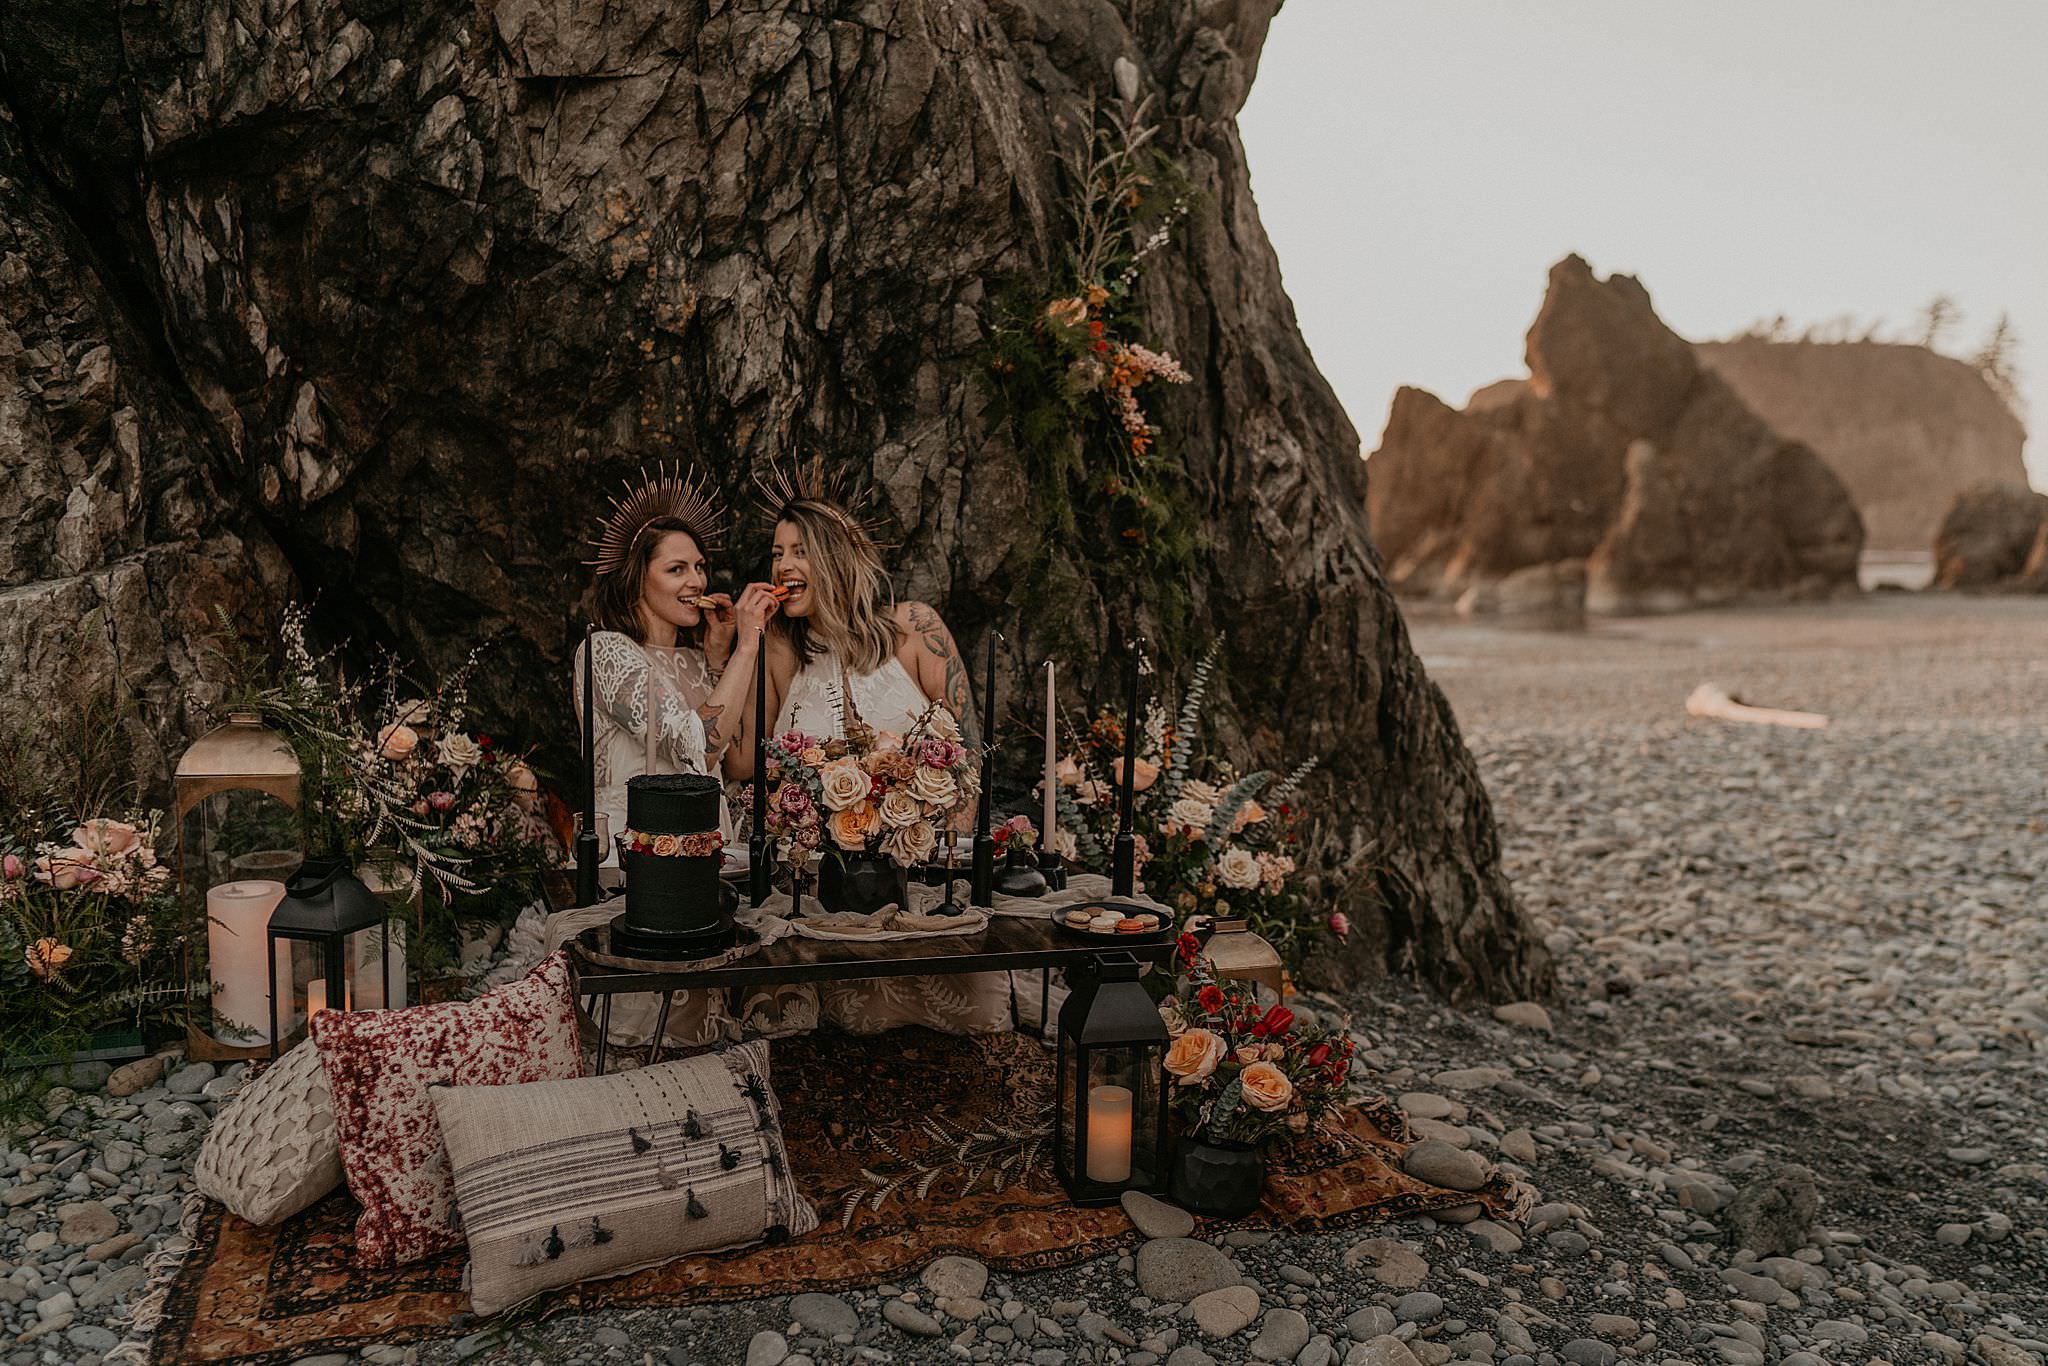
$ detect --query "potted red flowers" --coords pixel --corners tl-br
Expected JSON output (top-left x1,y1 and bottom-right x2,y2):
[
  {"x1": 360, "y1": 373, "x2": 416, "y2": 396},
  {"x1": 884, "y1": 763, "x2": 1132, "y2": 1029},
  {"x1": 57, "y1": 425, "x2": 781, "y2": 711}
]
[{"x1": 1157, "y1": 935, "x2": 1355, "y2": 1216}]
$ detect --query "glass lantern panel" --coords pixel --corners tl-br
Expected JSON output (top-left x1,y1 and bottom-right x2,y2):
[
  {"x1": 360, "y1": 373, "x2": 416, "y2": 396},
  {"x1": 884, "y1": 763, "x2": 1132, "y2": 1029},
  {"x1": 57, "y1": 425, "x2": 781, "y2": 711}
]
[
  {"x1": 1083, "y1": 1047, "x2": 1159, "y2": 1187},
  {"x1": 181, "y1": 790, "x2": 301, "y2": 918}
]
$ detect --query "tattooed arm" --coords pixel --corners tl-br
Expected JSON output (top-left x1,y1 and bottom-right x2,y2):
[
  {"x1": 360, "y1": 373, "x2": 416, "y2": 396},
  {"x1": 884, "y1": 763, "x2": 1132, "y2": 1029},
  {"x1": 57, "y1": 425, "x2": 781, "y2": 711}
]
[{"x1": 894, "y1": 601, "x2": 980, "y2": 752}]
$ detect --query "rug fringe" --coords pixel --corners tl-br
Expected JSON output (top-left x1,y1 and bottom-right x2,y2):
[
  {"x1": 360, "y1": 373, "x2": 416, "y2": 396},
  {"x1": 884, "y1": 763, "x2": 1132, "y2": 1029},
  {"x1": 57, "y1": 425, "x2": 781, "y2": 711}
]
[{"x1": 105, "y1": 1192, "x2": 205, "y2": 1366}]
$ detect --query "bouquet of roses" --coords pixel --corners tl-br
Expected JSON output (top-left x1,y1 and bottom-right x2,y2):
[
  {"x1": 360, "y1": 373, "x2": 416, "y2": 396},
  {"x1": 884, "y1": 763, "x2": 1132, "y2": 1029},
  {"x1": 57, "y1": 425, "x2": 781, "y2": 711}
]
[
  {"x1": 1156, "y1": 935, "x2": 1355, "y2": 1147},
  {"x1": 989, "y1": 813, "x2": 1038, "y2": 853},
  {"x1": 757, "y1": 702, "x2": 979, "y2": 873}
]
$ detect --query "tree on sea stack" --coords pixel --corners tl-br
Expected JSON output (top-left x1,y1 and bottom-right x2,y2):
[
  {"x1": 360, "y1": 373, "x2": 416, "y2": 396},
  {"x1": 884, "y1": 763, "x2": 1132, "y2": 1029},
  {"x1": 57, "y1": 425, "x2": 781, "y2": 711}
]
[{"x1": 0, "y1": 1, "x2": 1551, "y2": 1000}]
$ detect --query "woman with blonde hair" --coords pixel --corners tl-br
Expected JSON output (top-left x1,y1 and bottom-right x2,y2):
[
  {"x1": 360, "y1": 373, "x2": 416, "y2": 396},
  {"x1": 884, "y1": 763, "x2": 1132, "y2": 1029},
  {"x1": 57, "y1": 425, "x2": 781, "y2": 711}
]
[{"x1": 739, "y1": 465, "x2": 1010, "y2": 1036}]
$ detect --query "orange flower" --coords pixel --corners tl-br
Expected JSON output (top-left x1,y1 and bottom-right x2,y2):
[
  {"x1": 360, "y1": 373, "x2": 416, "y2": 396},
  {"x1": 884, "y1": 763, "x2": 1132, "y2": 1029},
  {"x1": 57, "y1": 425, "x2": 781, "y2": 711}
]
[
  {"x1": 1085, "y1": 283, "x2": 1109, "y2": 307},
  {"x1": 1045, "y1": 297, "x2": 1088, "y2": 328},
  {"x1": 827, "y1": 803, "x2": 880, "y2": 851}
]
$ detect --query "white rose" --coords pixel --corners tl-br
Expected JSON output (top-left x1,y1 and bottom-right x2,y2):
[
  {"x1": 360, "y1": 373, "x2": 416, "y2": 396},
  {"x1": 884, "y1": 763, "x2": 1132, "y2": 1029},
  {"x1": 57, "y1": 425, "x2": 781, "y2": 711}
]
[
  {"x1": 436, "y1": 732, "x2": 483, "y2": 775},
  {"x1": 908, "y1": 764, "x2": 959, "y2": 810},
  {"x1": 1180, "y1": 779, "x2": 1221, "y2": 805},
  {"x1": 818, "y1": 758, "x2": 871, "y2": 812},
  {"x1": 1072, "y1": 779, "x2": 1109, "y2": 807},
  {"x1": 924, "y1": 707, "x2": 962, "y2": 742},
  {"x1": 1215, "y1": 847, "x2": 1261, "y2": 890},
  {"x1": 885, "y1": 820, "x2": 938, "y2": 865},
  {"x1": 878, "y1": 787, "x2": 922, "y2": 829},
  {"x1": 1051, "y1": 829, "x2": 1078, "y2": 861},
  {"x1": 1166, "y1": 796, "x2": 1214, "y2": 836}
]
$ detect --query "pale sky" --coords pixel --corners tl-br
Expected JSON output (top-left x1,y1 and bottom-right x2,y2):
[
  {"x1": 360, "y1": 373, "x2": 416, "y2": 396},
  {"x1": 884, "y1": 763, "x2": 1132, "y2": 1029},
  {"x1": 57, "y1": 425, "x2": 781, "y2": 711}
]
[{"x1": 1240, "y1": 0, "x2": 2047, "y2": 489}]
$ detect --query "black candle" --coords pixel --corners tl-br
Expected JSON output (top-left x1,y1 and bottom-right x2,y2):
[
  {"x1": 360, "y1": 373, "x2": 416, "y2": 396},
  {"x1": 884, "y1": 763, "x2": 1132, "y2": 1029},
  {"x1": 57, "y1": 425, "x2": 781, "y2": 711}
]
[
  {"x1": 1111, "y1": 635, "x2": 1140, "y2": 897},
  {"x1": 749, "y1": 630, "x2": 769, "y2": 907},
  {"x1": 576, "y1": 621, "x2": 600, "y2": 907},
  {"x1": 970, "y1": 629, "x2": 999, "y2": 906}
]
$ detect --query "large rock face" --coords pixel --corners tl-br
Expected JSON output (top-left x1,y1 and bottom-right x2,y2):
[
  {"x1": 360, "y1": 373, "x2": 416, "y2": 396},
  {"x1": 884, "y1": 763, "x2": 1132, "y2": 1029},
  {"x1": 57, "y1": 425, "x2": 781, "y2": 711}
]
[
  {"x1": 0, "y1": 1, "x2": 1550, "y2": 999},
  {"x1": 1932, "y1": 482, "x2": 2048, "y2": 591},
  {"x1": 1367, "y1": 257, "x2": 1865, "y2": 614},
  {"x1": 1698, "y1": 339, "x2": 2031, "y2": 553}
]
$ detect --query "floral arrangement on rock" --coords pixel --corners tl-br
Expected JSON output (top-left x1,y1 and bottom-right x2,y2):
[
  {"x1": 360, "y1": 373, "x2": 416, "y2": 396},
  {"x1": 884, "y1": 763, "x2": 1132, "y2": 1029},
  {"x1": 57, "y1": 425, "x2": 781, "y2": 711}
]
[
  {"x1": 751, "y1": 702, "x2": 979, "y2": 873},
  {"x1": 1048, "y1": 646, "x2": 1330, "y2": 965},
  {"x1": 1158, "y1": 936, "x2": 1356, "y2": 1146},
  {"x1": 982, "y1": 87, "x2": 1201, "y2": 627},
  {"x1": 0, "y1": 812, "x2": 204, "y2": 1049}
]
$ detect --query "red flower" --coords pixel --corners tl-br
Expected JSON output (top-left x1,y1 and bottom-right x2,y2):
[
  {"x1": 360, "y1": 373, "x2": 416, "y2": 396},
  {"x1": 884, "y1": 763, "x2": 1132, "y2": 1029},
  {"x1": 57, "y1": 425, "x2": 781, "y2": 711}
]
[
  {"x1": 1176, "y1": 933, "x2": 1201, "y2": 966},
  {"x1": 1093, "y1": 340, "x2": 1110, "y2": 354},
  {"x1": 1308, "y1": 1043, "x2": 1331, "y2": 1067},
  {"x1": 1088, "y1": 319, "x2": 1105, "y2": 337},
  {"x1": 1261, "y1": 1005, "x2": 1294, "y2": 1036},
  {"x1": 477, "y1": 734, "x2": 493, "y2": 749},
  {"x1": 1196, "y1": 984, "x2": 1225, "y2": 1014}
]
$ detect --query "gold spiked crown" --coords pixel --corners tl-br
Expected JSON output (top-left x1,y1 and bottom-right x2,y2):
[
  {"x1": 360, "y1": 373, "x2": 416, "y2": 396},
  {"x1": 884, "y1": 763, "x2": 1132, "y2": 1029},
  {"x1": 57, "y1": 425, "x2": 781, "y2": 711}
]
[
  {"x1": 752, "y1": 453, "x2": 895, "y2": 547},
  {"x1": 586, "y1": 462, "x2": 728, "y2": 576}
]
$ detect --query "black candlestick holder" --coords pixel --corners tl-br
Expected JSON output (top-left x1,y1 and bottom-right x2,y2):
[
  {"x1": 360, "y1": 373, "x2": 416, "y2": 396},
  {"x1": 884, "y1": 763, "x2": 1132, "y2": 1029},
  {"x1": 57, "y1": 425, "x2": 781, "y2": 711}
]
[
  {"x1": 1036, "y1": 846, "x2": 1069, "y2": 892},
  {"x1": 937, "y1": 829, "x2": 965, "y2": 915}
]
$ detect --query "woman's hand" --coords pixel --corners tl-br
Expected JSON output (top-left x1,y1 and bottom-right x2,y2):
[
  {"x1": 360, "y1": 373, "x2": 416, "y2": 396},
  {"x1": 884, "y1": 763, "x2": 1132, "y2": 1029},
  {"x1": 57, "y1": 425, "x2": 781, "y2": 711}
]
[
  {"x1": 733, "y1": 582, "x2": 781, "y2": 641},
  {"x1": 700, "y1": 593, "x2": 738, "y2": 666}
]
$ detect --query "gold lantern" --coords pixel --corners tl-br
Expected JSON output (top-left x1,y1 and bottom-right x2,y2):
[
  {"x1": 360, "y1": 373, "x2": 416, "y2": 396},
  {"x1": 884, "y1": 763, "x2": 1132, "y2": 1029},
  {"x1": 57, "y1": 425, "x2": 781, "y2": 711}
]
[
  {"x1": 175, "y1": 713, "x2": 304, "y2": 1061},
  {"x1": 1198, "y1": 915, "x2": 1286, "y2": 1002}
]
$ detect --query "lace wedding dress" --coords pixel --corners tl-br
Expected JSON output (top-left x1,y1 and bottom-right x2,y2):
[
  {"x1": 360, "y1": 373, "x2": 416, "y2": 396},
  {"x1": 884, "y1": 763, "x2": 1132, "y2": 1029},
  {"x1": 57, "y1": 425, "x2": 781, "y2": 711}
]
[
  {"x1": 776, "y1": 645, "x2": 1014, "y2": 1036},
  {"x1": 573, "y1": 632, "x2": 815, "y2": 1046}
]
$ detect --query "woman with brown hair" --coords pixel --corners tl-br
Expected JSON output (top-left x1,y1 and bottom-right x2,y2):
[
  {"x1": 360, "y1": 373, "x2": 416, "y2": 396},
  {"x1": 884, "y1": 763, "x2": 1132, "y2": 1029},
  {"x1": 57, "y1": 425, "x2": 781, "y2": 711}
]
[{"x1": 576, "y1": 466, "x2": 780, "y2": 858}]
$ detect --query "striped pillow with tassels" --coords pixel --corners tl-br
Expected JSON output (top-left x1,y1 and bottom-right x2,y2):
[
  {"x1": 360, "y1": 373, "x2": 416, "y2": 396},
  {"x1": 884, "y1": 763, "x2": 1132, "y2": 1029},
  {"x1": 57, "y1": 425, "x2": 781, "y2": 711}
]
[{"x1": 430, "y1": 1038, "x2": 815, "y2": 1315}]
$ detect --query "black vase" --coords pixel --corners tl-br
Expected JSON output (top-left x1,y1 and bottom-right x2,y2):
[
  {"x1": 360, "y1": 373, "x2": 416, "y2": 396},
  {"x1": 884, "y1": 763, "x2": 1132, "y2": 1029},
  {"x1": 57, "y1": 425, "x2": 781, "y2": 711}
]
[
  {"x1": 818, "y1": 851, "x2": 909, "y2": 917},
  {"x1": 1168, "y1": 1136, "x2": 1266, "y2": 1219},
  {"x1": 993, "y1": 847, "x2": 1048, "y2": 898}
]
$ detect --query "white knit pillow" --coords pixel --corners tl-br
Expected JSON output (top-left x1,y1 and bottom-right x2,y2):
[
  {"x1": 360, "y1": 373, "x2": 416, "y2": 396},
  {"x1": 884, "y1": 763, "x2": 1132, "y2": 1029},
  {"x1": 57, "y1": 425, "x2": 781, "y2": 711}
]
[{"x1": 192, "y1": 1042, "x2": 342, "y2": 1225}]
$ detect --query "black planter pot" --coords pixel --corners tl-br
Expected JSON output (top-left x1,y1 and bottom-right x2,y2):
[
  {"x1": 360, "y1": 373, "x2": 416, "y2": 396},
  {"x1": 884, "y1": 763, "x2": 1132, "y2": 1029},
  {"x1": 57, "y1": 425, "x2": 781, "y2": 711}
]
[
  {"x1": 818, "y1": 851, "x2": 910, "y2": 917},
  {"x1": 994, "y1": 847, "x2": 1048, "y2": 898},
  {"x1": 1168, "y1": 1136, "x2": 1266, "y2": 1218}
]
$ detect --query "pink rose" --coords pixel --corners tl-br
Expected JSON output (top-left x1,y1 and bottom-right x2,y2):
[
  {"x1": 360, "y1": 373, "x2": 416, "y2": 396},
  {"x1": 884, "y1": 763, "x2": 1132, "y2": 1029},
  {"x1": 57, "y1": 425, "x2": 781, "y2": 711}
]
[
  {"x1": 426, "y1": 791, "x2": 457, "y2": 813},
  {"x1": 72, "y1": 819, "x2": 140, "y2": 857},
  {"x1": 1328, "y1": 911, "x2": 1351, "y2": 940},
  {"x1": 777, "y1": 729, "x2": 813, "y2": 754},
  {"x1": 1, "y1": 854, "x2": 20, "y2": 880},
  {"x1": 34, "y1": 849, "x2": 100, "y2": 890},
  {"x1": 777, "y1": 784, "x2": 814, "y2": 818}
]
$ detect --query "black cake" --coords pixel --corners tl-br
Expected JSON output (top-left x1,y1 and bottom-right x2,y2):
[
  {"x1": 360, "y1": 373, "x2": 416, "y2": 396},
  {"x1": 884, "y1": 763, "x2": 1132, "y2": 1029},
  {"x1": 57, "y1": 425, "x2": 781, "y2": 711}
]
[{"x1": 611, "y1": 773, "x2": 737, "y2": 958}]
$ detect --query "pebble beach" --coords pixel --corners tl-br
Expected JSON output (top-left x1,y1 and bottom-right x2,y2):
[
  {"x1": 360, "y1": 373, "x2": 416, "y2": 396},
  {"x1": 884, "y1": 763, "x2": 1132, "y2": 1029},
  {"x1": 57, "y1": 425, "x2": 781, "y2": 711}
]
[{"x1": 3, "y1": 594, "x2": 2043, "y2": 1366}]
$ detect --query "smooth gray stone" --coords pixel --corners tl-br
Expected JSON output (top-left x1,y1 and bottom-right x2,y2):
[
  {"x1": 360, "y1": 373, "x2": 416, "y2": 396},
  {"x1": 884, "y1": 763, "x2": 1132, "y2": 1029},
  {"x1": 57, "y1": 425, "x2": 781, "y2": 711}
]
[
  {"x1": 790, "y1": 1293, "x2": 859, "y2": 1340},
  {"x1": 882, "y1": 1301, "x2": 943, "y2": 1337},
  {"x1": 1135, "y1": 1239, "x2": 1240, "y2": 1303}
]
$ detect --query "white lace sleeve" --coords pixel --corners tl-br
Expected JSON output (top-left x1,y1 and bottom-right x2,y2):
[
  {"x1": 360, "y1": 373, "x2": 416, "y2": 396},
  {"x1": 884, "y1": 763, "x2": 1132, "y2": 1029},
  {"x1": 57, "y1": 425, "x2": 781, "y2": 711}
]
[{"x1": 577, "y1": 633, "x2": 709, "y2": 774}]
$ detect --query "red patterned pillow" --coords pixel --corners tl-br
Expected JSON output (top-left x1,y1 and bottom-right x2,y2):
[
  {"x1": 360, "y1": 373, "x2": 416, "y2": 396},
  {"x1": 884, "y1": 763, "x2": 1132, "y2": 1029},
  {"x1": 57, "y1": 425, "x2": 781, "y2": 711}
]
[{"x1": 312, "y1": 950, "x2": 582, "y2": 1266}]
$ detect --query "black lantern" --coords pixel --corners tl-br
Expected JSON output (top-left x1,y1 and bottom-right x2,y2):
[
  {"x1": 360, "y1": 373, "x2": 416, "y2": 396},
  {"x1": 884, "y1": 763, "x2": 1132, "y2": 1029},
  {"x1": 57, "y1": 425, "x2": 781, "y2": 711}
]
[
  {"x1": 267, "y1": 857, "x2": 389, "y2": 1056},
  {"x1": 1054, "y1": 951, "x2": 1169, "y2": 1205}
]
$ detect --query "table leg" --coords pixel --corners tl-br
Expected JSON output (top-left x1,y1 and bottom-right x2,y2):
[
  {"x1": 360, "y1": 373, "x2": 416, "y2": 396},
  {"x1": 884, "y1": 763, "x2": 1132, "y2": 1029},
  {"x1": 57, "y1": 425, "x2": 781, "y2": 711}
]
[
  {"x1": 648, "y1": 991, "x2": 675, "y2": 1065},
  {"x1": 596, "y1": 995, "x2": 613, "y2": 1076}
]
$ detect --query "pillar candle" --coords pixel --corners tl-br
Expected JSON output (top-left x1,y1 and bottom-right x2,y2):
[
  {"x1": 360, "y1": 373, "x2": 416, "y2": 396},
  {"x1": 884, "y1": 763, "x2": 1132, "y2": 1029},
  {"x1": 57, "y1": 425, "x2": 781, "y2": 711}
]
[
  {"x1": 305, "y1": 977, "x2": 329, "y2": 1023},
  {"x1": 206, "y1": 879, "x2": 285, "y2": 1045},
  {"x1": 1086, "y1": 1084, "x2": 1134, "y2": 1183},
  {"x1": 1042, "y1": 661, "x2": 1057, "y2": 845}
]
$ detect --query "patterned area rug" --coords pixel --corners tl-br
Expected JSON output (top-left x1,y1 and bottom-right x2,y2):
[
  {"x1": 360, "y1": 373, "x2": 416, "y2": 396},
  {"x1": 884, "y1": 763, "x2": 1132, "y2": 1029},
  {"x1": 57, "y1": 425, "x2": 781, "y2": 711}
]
[{"x1": 143, "y1": 1030, "x2": 1515, "y2": 1365}]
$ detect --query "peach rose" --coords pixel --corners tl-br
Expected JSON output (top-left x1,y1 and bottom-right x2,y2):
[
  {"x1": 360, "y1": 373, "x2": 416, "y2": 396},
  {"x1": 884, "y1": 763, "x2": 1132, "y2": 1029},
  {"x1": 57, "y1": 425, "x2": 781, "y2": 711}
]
[
  {"x1": 878, "y1": 788, "x2": 922, "y2": 829},
  {"x1": 378, "y1": 723, "x2": 419, "y2": 761},
  {"x1": 827, "y1": 803, "x2": 879, "y2": 851},
  {"x1": 1130, "y1": 757, "x2": 1160, "y2": 792},
  {"x1": 25, "y1": 937, "x2": 72, "y2": 980},
  {"x1": 884, "y1": 819, "x2": 937, "y2": 865},
  {"x1": 1232, "y1": 799, "x2": 1266, "y2": 831},
  {"x1": 504, "y1": 762, "x2": 540, "y2": 807},
  {"x1": 1216, "y1": 847, "x2": 1261, "y2": 890},
  {"x1": 908, "y1": 764, "x2": 958, "y2": 809},
  {"x1": 1163, "y1": 1028, "x2": 1225, "y2": 1086},
  {"x1": 1239, "y1": 1061, "x2": 1294, "y2": 1112},
  {"x1": 799, "y1": 745, "x2": 829, "y2": 767},
  {"x1": 1055, "y1": 755, "x2": 1083, "y2": 786},
  {"x1": 1232, "y1": 1044, "x2": 1264, "y2": 1065},
  {"x1": 818, "y1": 758, "x2": 871, "y2": 812},
  {"x1": 71, "y1": 819, "x2": 140, "y2": 857}
]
